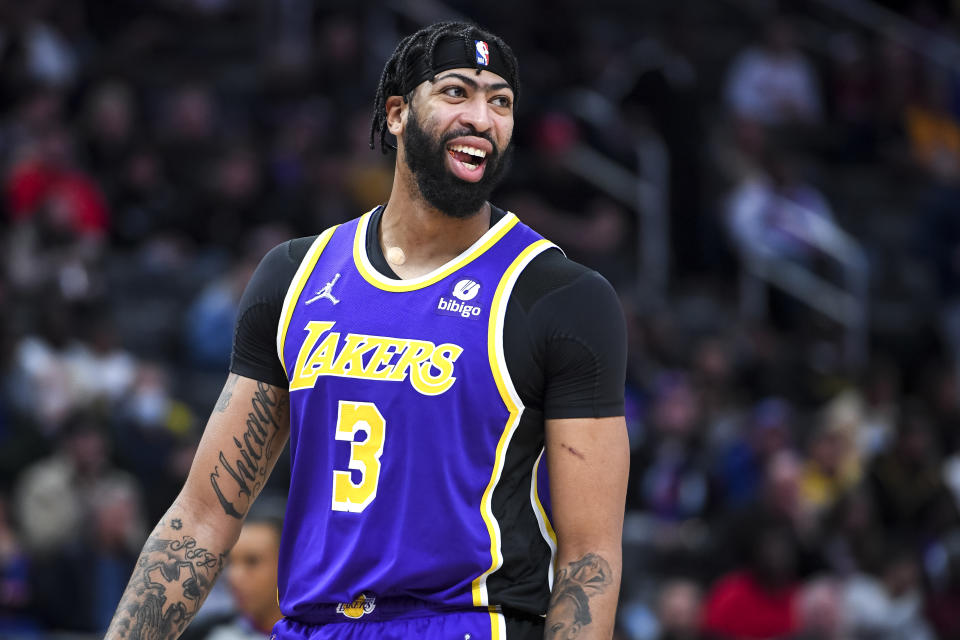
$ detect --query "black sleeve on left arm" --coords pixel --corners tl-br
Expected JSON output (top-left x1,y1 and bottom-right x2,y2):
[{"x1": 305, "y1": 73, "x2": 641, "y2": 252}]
[{"x1": 533, "y1": 269, "x2": 627, "y2": 420}]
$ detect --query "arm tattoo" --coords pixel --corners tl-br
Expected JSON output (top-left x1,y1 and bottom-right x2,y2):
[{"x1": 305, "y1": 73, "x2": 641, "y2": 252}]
[
  {"x1": 105, "y1": 529, "x2": 227, "y2": 640},
  {"x1": 209, "y1": 381, "x2": 288, "y2": 519},
  {"x1": 545, "y1": 553, "x2": 613, "y2": 639},
  {"x1": 214, "y1": 375, "x2": 239, "y2": 413}
]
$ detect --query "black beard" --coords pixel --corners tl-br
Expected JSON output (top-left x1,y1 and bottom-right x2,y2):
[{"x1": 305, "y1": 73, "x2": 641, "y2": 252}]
[{"x1": 401, "y1": 102, "x2": 512, "y2": 219}]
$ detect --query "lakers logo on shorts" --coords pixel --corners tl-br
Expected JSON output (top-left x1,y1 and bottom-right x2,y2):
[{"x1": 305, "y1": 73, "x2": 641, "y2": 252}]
[{"x1": 336, "y1": 593, "x2": 377, "y2": 619}]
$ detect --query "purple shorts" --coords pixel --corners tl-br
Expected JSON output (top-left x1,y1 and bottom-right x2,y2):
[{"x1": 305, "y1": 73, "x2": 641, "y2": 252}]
[{"x1": 273, "y1": 607, "x2": 543, "y2": 640}]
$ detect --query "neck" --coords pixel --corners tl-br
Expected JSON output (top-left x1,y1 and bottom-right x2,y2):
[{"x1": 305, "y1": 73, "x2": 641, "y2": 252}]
[{"x1": 380, "y1": 160, "x2": 491, "y2": 278}]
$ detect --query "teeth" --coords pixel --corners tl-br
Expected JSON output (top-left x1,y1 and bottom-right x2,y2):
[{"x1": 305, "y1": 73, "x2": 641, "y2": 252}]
[{"x1": 449, "y1": 144, "x2": 486, "y2": 158}]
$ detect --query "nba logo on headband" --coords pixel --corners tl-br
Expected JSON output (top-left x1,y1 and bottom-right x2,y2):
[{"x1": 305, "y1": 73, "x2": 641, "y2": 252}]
[{"x1": 475, "y1": 40, "x2": 490, "y2": 66}]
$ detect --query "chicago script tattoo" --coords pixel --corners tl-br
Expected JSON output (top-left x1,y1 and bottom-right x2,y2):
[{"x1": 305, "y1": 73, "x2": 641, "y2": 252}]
[
  {"x1": 209, "y1": 381, "x2": 288, "y2": 519},
  {"x1": 545, "y1": 553, "x2": 612, "y2": 639}
]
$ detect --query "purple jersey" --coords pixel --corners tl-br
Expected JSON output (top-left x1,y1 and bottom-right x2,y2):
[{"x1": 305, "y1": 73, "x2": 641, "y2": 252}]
[{"x1": 276, "y1": 210, "x2": 558, "y2": 628}]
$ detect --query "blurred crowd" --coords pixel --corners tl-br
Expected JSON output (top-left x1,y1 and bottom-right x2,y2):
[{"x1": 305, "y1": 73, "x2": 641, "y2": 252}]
[{"x1": 2, "y1": 0, "x2": 960, "y2": 638}]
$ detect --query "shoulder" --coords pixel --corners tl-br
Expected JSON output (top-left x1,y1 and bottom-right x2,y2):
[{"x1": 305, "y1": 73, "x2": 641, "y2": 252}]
[
  {"x1": 265, "y1": 235, "x2": 320, "y2": 273},
  {"x1": 243, "y1": 235, "x2": 320, "y2": 300},
  {"x1": 512, "y1": 248, "x2": 623, "y2": 328}
]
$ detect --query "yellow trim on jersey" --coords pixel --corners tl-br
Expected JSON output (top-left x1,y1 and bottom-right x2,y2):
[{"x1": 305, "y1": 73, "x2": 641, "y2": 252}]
[
  {"x1": 352, "y1": 209, "x2": 520, "y2": 292},
  {"x1": 532, "y1": 449, "x2": 558, "y2": 588},
  {"x1": 276, "y1": 225, "x2": 338, "y2": 374},
  {"x1": 489, "y1": 609, "x2": 506, "y2": 639},
  {"x1": 472, "y1": 238, "x2": 556, "y2": 607}
]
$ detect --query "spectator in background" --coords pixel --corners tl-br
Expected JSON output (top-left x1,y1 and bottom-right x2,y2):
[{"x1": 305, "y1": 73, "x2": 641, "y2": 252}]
[
  {"x1": 113, "y1": 363, "x2": 197, "y2": 524},
  {"x1": 792, "y1": 577, "x2": 848, "y2": 640},
  {"x1": 80, "y1": 81, "x2": 138, "y2": 200},
  {"x1": 8, "y1": 301, "x2": 81, "y2": 434},
  {"x1": 655, "y1": 579, "x2": 702, "y2": 640},
  {"x1": 0, "y1": 3, "x2": 81, "y2": 92},
  {"x1": 0, "y1": 492, "x2": 36, "y2": 634},
  {"x1": 925, "y1": 531, "x2": 960, "y2": 639},
  {"x1": 196, "y1": 144, "x2": 267, "y2": 250},
  {"x1": 184, "y1": 256, "x2": 257, "y2": 370},
  {"x1": 184, "y1": 224, "x2": 290, "y2": 370},
  {"x1": 701, "y1": 518, "x2": 802, "y2": 639},
  {"x1": 905, "y1": 67, "x2": 960, "y2": 177},
  {"x1": 5, "y1": 126, "x2": 110, "y2": 236},
  {"x1": 717, "y1": 449, "x2": 823, "y2": 584},
  {"x1": 6, "y1": 189, "x2": 105, "y2": 304},
  {"x1": 724, "y1": 17, "x2": 822, "y2": 127},
  {"x1": 186, "y1": 513, "x2": 284, "y2": 640},
  {"x1": 714, "y1": 397, "x2": 793, "y2": 509},
  {"x1": 30, "y1": 477, "x2": 145, "y2": 632},
  {"x1": 13, "y1": 412, "x2": 138, "y2": 557},
  {"x1": 843, "y1": 542, "x2": 935, "y2": 640},
  {"x1": 629, "y1": 372, "x2": 714, "y2": 576},
  {"x1": 726, "y1": 147, "x2": 835, "y2": 265},
  {"x1": 108, "y1": 144, "x2": 180, "y2": 248},
  {"x1": 156, "y1": 81, "x2": 220, "y2": 234},
  {"x1": 799, "y1": 413, "x2": 860, "y2": 517},
  {"x1": 868, "y1": 405, "x2": 953, "y2": 540},
  {"x1": 7, "y1": 306, "x2": 135, "y2": 435},
  {"x1": 821, "y1": 489, "x2": 882, "y2": 577}
]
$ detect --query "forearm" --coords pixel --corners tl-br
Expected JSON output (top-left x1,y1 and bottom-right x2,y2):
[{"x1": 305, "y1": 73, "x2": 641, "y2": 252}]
[
  {"x1": 105, "y1": 497, "x2": 241, "y2": 640},
  {"x1": 544, "y1": 544, "x2": 621, "y2": 639}
]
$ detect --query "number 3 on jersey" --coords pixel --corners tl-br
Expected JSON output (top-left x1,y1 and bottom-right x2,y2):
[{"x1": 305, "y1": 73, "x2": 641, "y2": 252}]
[{"x1": 332, "y1": 400, "x2": 386, "y2": 512}]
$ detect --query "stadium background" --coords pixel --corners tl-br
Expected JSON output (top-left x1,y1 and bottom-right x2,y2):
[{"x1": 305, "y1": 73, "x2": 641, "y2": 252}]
[{"x1": 1, "y1": 0, "x2": 960, "y2": 637}]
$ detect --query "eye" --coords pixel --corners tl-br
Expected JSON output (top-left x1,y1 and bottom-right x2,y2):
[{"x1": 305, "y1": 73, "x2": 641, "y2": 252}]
[
  {"x1": 442, "y1": 86, "x2": 466, "y2": 98},
  {"x1": 491, "y1": 95, "x2": 512, "y2": 109}
]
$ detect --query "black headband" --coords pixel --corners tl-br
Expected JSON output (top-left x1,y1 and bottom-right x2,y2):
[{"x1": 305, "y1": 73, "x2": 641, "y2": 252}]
[{"x1": 401, "y1": 34, "x2": 515, "y2": 96}]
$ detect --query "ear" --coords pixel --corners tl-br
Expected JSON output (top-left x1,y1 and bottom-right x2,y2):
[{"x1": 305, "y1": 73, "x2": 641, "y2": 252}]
[{"x1": 385, "y1": 95, "x2": 406, "y2": 136}]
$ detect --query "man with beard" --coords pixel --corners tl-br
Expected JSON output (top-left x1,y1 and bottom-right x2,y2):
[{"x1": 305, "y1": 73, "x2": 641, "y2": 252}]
[{"x1": 106, "y1": 22, "x2": 628, "y2": 640}]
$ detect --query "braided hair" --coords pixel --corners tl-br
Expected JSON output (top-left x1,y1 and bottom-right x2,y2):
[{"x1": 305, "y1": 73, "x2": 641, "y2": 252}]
[{"x1": 369, "y1": 21, "x2": 520, "y2": 154}]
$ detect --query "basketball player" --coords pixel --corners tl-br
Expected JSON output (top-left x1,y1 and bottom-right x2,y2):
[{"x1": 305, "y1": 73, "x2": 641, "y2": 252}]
[{"x1": 106, "y1": 21, "x2": 628, "y2": 640}]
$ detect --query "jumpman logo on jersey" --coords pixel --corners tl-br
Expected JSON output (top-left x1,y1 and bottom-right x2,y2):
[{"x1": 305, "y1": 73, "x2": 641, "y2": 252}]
[{"x1": 305, "y1": 273, "x2": 341, "y2": 305}]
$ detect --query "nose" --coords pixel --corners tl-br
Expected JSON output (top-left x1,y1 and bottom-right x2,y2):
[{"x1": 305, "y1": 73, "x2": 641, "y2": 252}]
[{"x1": 459, "y1": 94, "x2": 492, "y2": 133}]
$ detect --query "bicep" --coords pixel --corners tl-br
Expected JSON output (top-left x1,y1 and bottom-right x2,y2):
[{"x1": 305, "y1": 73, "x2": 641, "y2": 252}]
[
  {"x1": 180, "y1": 373, "x2": 290, "y2": 520},
  {"x1": 545, "y1": 416, "x2": 629, "y2": 549}
]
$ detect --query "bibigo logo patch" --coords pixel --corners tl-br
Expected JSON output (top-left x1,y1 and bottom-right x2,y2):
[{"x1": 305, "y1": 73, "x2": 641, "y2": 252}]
[
  {"x1": 453, "y1": 278, "x2": 480, "y2": 301},
  {"x1": 438, "y1": 278, "x2": 483, "y2": 318}
]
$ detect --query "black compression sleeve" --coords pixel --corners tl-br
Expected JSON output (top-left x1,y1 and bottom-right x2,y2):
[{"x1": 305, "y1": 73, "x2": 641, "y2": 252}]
[
  {"x1": 229, "y1": 236, "x2": 317, "y2": 387},
  {"x1": 507, "y1": 251, "x2": 627, "y2": 419}
]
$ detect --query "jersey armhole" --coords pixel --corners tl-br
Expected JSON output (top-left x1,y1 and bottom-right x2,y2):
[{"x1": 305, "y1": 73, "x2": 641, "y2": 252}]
[{"x1": 275, "y1": 225, "x2": 339, "y2": 375}]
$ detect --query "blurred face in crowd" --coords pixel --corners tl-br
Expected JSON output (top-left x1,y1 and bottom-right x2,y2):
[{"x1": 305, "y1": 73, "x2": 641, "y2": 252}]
[
  {"x1": 809, "y1": 429, "x2": 847, "y2": 475},
  {"x1": 657, "y1": 580, "x2": 702, "y2": 638},
  {"x1": 398, "y1": 69, "x2": 515, "y2": 218},
  {"x1": 766, "y1": 450, "x2": 801, "y2": 512},
  {"x1": 753, "y1": 527, "x2": 797, "y2": 587},
  {"x1": 227, "y1": 521, "x2": 282, "y2": 630},
  {"x1": 798, "y1": 579, "x2": 843, "y2": 638}
]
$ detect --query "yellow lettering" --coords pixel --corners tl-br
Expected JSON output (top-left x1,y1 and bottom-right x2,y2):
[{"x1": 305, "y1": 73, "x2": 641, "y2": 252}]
[
  {"x1": 303, "y1": 330, "x2": 340, "y2": 375},
  {"x1": 289, "y1": 323, "x2": 462, "y2": 396},
  {"x1": 330, "y1": 334, "x2": 374, "y2": 375},
  {"x1": 361, "y1": 337, "x2": 405, "y2": 380},
  {"x1": 332, "y1": 401, "x2": 386, "y2": 512},
  {"x1": 412, "y1": 344, "x2": 463, "y2": 396},
  {"x1": 289, "y1": 321, "x2": 336, "y2": 391},
  {"x1": 388, "y1": 340, "x2": 434, "y2": 383}
]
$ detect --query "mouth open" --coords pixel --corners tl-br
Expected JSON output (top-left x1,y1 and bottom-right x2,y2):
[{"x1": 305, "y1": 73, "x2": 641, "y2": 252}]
[{"x1": 446, "y1": 143, "x2": 488, "y2": 182}]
